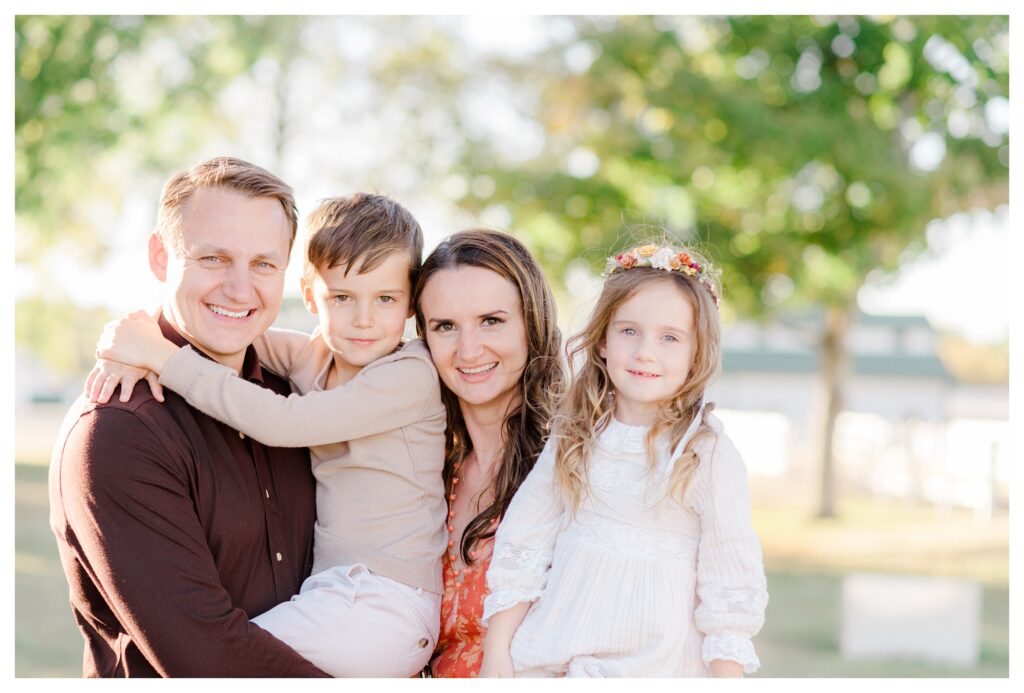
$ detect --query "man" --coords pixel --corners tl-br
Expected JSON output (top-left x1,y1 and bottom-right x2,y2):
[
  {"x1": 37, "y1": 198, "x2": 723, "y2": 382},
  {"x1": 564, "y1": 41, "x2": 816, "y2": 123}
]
[{"x1": 49, "y1": 157, "x2": 327, "y2": 677}]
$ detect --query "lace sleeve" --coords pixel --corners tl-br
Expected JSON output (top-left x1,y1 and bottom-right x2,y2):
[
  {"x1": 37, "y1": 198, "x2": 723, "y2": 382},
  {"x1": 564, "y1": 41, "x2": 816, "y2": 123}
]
[
  {"x1": 481, "y1": 438, "x2": 564, "y2": 625},
  {"x1": 689, "y1": 427, "x2": 769, "y2": 674}
]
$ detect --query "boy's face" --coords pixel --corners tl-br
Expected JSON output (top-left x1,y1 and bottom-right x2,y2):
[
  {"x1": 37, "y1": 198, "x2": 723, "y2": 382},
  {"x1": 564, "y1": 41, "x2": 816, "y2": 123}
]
[{"x1": 303, "y1": 250, "x2": 413, "y2": 381}]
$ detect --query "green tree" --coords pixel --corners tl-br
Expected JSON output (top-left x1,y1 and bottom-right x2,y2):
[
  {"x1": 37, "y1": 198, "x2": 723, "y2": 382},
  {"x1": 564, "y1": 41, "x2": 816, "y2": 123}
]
[
  {"x1": 15, "y1": 15, "x2": 313, "y2": 374},
  {"x1": 448, "y1": 16, "x2": 1009, "y2": 517}
]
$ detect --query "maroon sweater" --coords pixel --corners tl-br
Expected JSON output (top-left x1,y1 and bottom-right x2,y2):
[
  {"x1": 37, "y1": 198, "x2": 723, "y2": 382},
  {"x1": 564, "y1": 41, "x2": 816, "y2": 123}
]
[{"x1": 49, "y1": 318, "x2": 327, "y2": 677}]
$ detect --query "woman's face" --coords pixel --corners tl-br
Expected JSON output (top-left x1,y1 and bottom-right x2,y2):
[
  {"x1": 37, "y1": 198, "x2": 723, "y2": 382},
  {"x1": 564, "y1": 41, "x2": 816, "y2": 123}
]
[{"x1": 418, "y1": 265, "x2": 529, "y2": 416}]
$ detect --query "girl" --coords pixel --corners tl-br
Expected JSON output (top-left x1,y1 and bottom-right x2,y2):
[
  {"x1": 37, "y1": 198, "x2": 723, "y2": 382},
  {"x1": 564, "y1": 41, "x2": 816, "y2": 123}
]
[{"x1": 479, "y1": 242, "x2": 768, "y2": 678}]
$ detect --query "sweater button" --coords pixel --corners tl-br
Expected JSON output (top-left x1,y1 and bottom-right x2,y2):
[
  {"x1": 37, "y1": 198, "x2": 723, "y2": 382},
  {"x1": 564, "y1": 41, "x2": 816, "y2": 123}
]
[
  {"x1": 239, "y1": 431, "x2": 246, "y2": 440},
  {"x1": 275, "y1": 552, "x2": 283, "y2": 562},
  {"x1": 418, "y1": 638, "x2": 429, "y2": 648}
]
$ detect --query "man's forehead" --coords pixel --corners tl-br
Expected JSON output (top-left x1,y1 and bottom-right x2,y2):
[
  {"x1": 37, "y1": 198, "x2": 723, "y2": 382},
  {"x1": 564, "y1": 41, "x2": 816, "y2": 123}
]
[{"x1": 177, "y1": 189, "x2": 291, "y2": 257}]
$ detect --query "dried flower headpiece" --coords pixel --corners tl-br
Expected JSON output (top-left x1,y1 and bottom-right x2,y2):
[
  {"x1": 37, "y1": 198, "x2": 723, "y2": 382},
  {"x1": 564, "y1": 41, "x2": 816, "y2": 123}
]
[{"x1": 603, "y1": 244, "x2": 721, "y2": 307}]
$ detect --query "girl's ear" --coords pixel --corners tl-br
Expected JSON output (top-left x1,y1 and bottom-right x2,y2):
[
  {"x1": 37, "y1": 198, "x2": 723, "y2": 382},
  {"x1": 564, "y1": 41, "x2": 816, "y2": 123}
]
[
  {"x1": 301, "y1": 279, "x2": 319, "y2": 316},
  {"x1": 597, "y1": 339, "x2": 607, "y2": 360}
]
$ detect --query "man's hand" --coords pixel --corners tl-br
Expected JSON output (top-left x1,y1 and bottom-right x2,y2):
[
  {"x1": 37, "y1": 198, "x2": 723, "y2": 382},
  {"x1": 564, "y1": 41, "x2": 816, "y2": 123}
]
[{"x1": 85, "y1": 359, "x2": 164, "y2": 404}]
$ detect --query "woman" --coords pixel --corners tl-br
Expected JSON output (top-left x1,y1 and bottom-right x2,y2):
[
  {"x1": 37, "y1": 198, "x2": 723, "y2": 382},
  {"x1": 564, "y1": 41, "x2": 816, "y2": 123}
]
[{"x1": 413, "y1": 229, "x2": 564, "y2": 677}]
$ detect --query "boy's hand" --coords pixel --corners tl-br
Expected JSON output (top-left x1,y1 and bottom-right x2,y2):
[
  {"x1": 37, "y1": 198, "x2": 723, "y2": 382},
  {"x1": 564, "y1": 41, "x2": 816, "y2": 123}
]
[
  {"x1": 96, "y1": 309, "x2": 178, "y2": 374},
  {"x1": 86, "y1": 359, "x2": 164, "y2": 404}
]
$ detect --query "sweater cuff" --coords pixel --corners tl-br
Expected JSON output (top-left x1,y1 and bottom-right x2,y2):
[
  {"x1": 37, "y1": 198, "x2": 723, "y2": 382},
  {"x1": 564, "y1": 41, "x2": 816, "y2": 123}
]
[{"x1": 159, "y1": 345, "x2": 219, "y2": 395}]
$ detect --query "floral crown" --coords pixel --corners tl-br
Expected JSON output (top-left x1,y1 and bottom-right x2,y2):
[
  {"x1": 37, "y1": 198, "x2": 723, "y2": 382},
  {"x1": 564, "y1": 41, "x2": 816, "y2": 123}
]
[{"x1": 603, "y1": 244, "x2": 721, "y2": 307}]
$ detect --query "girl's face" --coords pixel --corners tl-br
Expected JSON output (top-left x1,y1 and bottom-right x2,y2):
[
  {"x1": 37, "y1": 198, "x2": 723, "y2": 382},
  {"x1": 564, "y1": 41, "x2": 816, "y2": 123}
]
[
  {"x1": 418, "y1": 265, "x2": 529, "y2": 416},
  {"x1": 598, "y1": 279, "x2": 696, "y2": 426}
]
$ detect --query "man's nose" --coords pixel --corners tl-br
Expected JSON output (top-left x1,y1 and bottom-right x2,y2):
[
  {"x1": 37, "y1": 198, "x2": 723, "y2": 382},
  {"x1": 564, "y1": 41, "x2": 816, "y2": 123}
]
[{"x1": 222, "y1": 264, "x2": 255, "y2": 303}]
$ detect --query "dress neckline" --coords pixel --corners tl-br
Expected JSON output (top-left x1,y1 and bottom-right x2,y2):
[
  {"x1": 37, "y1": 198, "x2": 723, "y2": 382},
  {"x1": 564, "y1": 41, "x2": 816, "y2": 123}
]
[{"x1": 601, "y1": 416, "x2": 652, "y2": 454}]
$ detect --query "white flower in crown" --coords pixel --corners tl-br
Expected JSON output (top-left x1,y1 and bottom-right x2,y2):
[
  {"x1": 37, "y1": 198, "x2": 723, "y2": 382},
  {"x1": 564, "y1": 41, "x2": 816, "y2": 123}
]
[{"x1": 649, "y1": 246, "x2": 675, "y2": 271}]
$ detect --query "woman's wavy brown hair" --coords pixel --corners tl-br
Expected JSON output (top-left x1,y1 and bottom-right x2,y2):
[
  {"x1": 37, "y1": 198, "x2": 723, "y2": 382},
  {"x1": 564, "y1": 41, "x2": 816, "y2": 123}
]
[
  {"x1": 554, "y1": 245, "x2": 722, "y2": 512},
  {"x1": 413, "y1": 229, "x2": 564, "y2": 565}
]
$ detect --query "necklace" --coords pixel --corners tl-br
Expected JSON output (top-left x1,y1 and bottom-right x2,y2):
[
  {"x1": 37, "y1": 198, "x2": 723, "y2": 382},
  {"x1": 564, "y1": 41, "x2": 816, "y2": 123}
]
[{"x1": 447, "y1": 455, "x2": 498, "y2": 584}]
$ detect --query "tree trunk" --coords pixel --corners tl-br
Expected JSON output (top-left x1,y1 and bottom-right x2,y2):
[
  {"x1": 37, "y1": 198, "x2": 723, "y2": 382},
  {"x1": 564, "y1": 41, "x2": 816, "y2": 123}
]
[{"x1": 816, "y1": 305, "x2": 851, "y2": 518}]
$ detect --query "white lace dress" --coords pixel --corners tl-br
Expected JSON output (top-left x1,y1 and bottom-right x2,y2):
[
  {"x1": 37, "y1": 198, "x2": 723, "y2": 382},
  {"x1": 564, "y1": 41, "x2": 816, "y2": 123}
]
[{"x1": 481, "y1": 414, "x2": 768, "y2": 677}]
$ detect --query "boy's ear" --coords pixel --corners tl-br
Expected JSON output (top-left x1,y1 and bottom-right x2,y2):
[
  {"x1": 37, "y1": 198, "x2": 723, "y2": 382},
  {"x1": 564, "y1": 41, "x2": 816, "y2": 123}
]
[
  {"x1": 148, "y1": 232, "x2": 168, "y2": 282},
  {"x1": 301, "y1": 279, "x2": 319, "y2": 315}
]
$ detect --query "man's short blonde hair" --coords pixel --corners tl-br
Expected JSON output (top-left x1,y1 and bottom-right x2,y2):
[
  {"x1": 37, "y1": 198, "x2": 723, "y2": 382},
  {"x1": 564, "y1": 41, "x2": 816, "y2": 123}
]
[{"x1": 156, "y1": 156, "x2": 298, "y2": 254}]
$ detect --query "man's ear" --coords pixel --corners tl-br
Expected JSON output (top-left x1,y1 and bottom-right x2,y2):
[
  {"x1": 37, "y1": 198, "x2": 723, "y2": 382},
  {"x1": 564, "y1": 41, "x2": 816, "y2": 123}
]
[
  {"x1": 301, "y1": 278, "x2": 319, "y2": 316},
  {"x1": 148, "y1": 232, "x2": 168, "y2": 281}
]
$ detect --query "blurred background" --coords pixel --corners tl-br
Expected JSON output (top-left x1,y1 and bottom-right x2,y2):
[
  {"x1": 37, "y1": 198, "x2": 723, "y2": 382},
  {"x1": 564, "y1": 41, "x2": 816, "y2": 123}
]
[{"x1": 15, "y1": 15, "x2": 1009, "y2": 677}]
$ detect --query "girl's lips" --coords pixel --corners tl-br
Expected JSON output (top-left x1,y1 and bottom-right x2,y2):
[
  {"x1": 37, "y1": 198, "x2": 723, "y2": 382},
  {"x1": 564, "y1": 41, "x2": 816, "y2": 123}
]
[
  {"x1": 347, "y1": 338, "x2": 377, "y2": 347},
  {"x1": 627, "y1": 369, "x2": 661, "y2": 379}
]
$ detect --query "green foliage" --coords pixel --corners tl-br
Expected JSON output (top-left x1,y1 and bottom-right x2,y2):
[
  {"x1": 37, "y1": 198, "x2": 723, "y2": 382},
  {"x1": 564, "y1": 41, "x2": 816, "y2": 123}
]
[
  {"x1": 15, "y1": 16, "x2": 320, "y2": 375},
  {"x1": 451, "y1": 16, "x2": 1009, "y2": 316},
  {"x1": 15, "y1": 296, "x2": 113, "y2": 376},
  {"x1": 15, "y1": 16, "x2": 310, "y2": 265}
]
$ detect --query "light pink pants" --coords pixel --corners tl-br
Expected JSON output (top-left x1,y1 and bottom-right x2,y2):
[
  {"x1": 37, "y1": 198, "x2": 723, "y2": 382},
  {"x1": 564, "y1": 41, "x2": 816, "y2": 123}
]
[{"x1": 253, "y1": 562, "x2": 441, "y2": 677}]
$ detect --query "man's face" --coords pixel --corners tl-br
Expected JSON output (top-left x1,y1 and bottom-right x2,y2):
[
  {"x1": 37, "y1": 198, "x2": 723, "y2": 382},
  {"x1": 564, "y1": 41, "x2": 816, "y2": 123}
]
[{"x1": 150, "y1": 186, "x2": 292, "y2": 371}]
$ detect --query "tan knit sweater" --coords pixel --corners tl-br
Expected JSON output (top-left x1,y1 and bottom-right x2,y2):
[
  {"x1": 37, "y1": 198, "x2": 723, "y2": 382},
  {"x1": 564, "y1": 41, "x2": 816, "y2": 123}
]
[{"x1": 158, "y1": 328, "x2": 447, "y2": 593}]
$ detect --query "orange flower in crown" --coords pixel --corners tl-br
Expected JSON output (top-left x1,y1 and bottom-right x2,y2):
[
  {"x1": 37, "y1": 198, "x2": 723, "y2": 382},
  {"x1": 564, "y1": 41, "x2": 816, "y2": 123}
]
[
  {"x1": 604, "y1": 245, "x2": 720, "y2": 307},
  {"x1": 615, "y1": 251, "x2": 638, "y2": 269}
]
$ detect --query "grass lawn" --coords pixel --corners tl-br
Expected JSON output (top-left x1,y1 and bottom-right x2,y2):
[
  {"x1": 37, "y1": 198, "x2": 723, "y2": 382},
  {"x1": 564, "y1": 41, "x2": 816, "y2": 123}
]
[
  {"x1": 16, "y1": 461, "x2": 1009, "y2": 677},
  {"x1": 15, "y1": 461, "x2": 84, "y2": 677},
  {"x1": 755, "y1": 571, "x2": 1008, "y2": 677}
]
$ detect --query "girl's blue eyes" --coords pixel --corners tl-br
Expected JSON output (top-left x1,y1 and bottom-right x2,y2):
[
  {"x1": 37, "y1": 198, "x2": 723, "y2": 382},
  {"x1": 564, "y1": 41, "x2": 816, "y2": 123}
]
[{"x1": 620, "y1": 328, "x2": 679, "y2": 342}]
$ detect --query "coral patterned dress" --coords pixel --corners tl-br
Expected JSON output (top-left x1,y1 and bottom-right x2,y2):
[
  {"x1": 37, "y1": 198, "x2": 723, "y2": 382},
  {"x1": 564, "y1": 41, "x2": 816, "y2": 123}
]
[{"x1": 430, "y1": 538, "x2": 494, "y2": 677}]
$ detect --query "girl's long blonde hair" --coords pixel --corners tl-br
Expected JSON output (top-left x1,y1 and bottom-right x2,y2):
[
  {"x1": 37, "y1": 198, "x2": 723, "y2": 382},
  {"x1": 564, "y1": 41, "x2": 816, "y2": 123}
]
[{"x1": 554, "y1": 246, "x2": 722, "y2": 512}]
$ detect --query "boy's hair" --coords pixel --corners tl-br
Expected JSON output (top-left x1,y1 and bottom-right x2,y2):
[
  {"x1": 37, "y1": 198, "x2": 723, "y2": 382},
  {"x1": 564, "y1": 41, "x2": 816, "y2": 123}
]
[
  {"x1": 302, "y1": 193, "x2": 423, "y2": 286},
  {"x1": 157, "y1": 156, "x2": 298, "y2": 255},
  {"x1": 554, "y1": 242, "x2": 723, "y2": 513}
]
